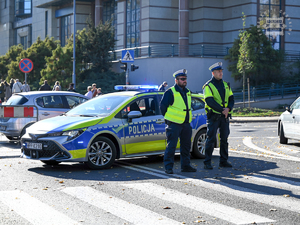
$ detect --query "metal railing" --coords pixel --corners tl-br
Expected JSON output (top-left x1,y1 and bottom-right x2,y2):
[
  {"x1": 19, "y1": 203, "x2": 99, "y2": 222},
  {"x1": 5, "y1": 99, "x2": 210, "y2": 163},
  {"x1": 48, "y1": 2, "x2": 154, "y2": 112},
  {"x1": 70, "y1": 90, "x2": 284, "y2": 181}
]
[
  {"x1": 110, "y1": 45, "x2": 300, "y2": 61},
  {"x1": 233, "y1": 84, "x2": 300, "y2": 102}
]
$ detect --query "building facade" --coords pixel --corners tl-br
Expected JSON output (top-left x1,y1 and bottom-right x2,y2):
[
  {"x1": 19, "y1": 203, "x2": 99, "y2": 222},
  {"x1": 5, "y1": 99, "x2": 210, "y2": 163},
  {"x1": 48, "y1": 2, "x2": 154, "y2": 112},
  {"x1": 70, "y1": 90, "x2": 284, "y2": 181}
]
[{"x1": 0, "y1": 0, "x2": 299, "y2": 90}]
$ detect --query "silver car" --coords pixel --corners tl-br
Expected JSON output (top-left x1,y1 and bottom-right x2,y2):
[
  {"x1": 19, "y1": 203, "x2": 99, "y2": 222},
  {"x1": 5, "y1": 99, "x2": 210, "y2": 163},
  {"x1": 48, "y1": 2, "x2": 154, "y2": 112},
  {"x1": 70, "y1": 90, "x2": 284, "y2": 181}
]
[
  {"x1": 0, "y1": 91, "x2": 89, "y2": 140},
  {"x1": 278, "y1": 96, "x2": 300, "y2": 144}
]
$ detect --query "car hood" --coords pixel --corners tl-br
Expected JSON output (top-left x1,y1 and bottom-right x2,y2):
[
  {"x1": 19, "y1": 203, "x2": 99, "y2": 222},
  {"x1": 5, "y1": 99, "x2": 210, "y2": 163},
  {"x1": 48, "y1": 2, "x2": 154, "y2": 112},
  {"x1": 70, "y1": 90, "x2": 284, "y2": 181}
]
[{"x1": 27, "y1": 115, "x2": 104, "y2": 134}]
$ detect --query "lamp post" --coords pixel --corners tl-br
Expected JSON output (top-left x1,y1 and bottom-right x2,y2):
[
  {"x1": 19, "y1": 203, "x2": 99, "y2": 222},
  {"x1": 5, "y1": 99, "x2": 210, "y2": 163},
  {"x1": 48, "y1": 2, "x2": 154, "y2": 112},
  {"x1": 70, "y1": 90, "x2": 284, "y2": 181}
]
[{"x1": 72, "y1": 0, "x2": 76, "y2": 88}]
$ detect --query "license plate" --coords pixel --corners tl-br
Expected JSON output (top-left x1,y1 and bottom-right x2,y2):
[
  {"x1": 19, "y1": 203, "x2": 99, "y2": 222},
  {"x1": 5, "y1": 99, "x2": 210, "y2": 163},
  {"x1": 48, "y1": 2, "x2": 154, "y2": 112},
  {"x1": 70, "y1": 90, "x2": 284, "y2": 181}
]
[
  {"x1": 0, "y1": 126, "x2": 6, "y2": 131},
  {"x1": 27, "y1": 142, "x2": 42, "y2": 150}
]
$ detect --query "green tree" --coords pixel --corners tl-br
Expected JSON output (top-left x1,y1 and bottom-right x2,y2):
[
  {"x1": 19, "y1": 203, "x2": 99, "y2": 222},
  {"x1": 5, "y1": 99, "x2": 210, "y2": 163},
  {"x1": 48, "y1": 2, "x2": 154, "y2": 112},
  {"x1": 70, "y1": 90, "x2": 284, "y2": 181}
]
[
  {"x1": 237, "y1": 14, "x2": 253, "y2": 107},
  {"x1": 7, "y1": 37, "x2": 59, "y2": 90},
  {"x1": 225, "y1": 24, "x2": 285, "y2": 86},
  {"x1": 0, "y1": 45, "x2": 24, "y2": 81}
]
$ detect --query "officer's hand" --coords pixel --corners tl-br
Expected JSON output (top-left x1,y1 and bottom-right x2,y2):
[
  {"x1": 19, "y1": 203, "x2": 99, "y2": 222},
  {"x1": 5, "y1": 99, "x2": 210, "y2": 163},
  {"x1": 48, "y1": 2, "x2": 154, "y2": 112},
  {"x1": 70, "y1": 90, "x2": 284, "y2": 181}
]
[{"x1": 222, "y1": 108, "x2": 230, "y2": 118}]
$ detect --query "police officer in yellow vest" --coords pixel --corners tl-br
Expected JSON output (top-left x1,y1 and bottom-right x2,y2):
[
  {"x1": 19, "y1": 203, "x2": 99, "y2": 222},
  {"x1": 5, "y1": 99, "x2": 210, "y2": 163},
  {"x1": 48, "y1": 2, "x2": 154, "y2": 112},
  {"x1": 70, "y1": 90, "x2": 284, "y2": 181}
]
[
  {"x1": 203, "y1": 62, "x2": 234, "y2": 170},
  {"x1": 160, "y1": 69, "x2": 197, "y2": 174}
]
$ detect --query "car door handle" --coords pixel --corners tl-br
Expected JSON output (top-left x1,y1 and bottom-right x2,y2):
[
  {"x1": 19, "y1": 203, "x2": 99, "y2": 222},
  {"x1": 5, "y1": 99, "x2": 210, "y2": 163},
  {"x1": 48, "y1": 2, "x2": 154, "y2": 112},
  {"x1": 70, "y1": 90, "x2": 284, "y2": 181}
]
[
  {"x1": 156, "y1": 119, "x2": 164, "y2": 124},
  {"x1": 42, "y1": 113, "x2": 50, "y2": 116}
]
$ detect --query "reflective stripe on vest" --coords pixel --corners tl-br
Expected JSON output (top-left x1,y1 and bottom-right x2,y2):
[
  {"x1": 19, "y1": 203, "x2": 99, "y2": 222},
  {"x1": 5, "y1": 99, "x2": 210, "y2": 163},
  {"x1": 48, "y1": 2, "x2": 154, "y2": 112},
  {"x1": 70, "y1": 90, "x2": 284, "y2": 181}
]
[
  {"x1": 204, "y1": 81, "x2": 232, "y2": 114},
  {"x1": 164, "y1": 86, "x2": 192, "y2": 124}
]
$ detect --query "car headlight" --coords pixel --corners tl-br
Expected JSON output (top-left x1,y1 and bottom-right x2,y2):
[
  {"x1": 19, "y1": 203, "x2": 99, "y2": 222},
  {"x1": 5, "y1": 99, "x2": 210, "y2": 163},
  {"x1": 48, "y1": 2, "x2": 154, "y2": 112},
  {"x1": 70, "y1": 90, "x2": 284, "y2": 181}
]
[{"x1": 62, "y1": 129, "x2": 86, "y2": 141}]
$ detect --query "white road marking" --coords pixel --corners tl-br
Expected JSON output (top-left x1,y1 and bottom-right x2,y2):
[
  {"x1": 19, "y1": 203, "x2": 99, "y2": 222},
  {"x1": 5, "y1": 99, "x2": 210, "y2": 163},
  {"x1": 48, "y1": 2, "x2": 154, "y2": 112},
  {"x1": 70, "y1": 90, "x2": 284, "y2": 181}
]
[
  {"x1": 243, "y1": 136, "x2": 300, "y2": 162},
  {"x1": 292, "y1": 172, "x2": 300, "y2": 176},
  {"x1": 0, "y1": 190, "x2": 78, "y2": 225},
  {"x1": 228, "y1": 149, "x2": 300, "y2": 160},
  {"x1": 117, "y1": 162, "x2": 300, "y2": 214},
  {"x1": 123, "y1": 182, "x2": 275, "y2": 225},
  {"x1": 277, "y1": 146, "x2": 300, "y2": 153},
  {"x1": 223, "y1": 173, "x2": 300, "y2": 193},
  {"x1": 63, "y1": 186, "x2": 181, "y2": 225}
]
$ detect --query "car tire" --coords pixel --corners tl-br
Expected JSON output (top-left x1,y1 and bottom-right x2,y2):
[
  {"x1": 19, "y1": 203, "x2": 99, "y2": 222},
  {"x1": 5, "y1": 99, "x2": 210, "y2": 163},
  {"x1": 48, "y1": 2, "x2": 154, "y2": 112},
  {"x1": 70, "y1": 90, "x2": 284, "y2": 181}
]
[
  {"x1": 41, "y1": 160, "x2": 60, "y2": 166},
  {"x1": 191, "y1": 129, "x2": 206, "y2": 159},
  {"x1": 85, "y1": 136, "x2": 116, "y2": 170},
  {"x1": 279, "y1": 122, "x2": 288, "y2": 144}
]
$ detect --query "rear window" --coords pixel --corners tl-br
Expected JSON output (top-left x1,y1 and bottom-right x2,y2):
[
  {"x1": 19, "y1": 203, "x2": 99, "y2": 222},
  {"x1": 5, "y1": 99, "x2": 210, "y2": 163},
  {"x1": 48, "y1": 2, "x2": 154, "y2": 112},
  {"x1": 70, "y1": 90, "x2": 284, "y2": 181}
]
[{"x1": 5, "y1": 95, "x2": 28, "y2": 105}]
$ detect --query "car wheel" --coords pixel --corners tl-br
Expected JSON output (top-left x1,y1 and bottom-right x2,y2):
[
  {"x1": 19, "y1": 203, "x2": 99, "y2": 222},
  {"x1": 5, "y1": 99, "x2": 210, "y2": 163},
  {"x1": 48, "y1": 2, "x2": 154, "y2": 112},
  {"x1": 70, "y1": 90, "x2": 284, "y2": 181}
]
[
  {"x1": 85, "y1": 136, "x2": 116, "y2": 170},
  {"x1": 279, "y1": 122, "x2": 288, "y2": 144},
  {"x1": 41, "y1": 160, "x2": 61, "y2": 166},
  {"x1": 192, "y1": 129, "x2": 206, "y2": 159}
]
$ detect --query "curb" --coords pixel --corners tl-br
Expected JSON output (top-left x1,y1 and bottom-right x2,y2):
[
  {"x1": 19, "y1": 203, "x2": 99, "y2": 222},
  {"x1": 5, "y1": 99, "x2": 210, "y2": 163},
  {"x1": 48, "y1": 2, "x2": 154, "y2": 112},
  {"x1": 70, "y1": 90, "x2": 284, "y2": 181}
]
[{"x1": 231, "y1": 117, "x2": 279, "y2": 123}]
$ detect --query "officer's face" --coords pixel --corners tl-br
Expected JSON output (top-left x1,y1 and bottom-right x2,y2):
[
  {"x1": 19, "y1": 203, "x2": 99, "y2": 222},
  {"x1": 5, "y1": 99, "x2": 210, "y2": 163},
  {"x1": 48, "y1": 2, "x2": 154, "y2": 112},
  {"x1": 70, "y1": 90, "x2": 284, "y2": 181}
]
[
  {"x1": 212, "y1": 69, "x2": 223, "y2": 80},
  {"x1": 175, "y1": 76, "x2": 187, "y2": 88}
]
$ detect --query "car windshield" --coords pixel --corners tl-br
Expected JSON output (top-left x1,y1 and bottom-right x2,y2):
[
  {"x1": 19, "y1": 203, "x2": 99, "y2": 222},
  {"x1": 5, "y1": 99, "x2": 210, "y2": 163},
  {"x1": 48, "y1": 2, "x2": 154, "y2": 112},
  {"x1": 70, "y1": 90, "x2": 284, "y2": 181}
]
[
  {"x1": 5, "y1": 95, "x2": 28, "y2": 105},
  {"x1": 65, "y1": 95, "x2": 131, "y2": 117}
]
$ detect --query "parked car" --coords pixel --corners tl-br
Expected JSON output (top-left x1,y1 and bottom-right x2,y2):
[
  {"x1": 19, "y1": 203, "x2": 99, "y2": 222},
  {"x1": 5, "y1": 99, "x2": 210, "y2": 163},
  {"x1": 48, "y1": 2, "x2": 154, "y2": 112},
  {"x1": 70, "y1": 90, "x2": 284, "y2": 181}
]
[
  {"x1": 0, "y1": 91, "x2": 89, "y2": 140},
  {"x1": 278, "y1": 96, "x2": 300, "y2": 144},
  {"x1": 21, "y1": 86, "x2": 218, "y2": 169}
]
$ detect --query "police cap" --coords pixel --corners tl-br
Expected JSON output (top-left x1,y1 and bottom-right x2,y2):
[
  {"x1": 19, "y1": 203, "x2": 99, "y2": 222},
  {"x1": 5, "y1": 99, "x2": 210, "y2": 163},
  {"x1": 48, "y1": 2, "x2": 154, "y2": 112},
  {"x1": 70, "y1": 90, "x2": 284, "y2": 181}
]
[
  {"x1": 209, "y1": 62, "x2": 223, "y2": 72},
  {"x1": 173, "y1": 69, "x2": 187, "y2": 78}
]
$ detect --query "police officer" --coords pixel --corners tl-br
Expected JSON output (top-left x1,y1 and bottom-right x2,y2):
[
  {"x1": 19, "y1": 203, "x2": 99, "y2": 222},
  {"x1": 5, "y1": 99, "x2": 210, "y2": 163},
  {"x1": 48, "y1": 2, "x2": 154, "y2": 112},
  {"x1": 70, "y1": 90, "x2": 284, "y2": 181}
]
[
  {"x1": 203, "y1": 62, "x2": 234, "y2": 170},
  {"x1": 160, "y1": 69, "x2": 197, "y2": 174}
]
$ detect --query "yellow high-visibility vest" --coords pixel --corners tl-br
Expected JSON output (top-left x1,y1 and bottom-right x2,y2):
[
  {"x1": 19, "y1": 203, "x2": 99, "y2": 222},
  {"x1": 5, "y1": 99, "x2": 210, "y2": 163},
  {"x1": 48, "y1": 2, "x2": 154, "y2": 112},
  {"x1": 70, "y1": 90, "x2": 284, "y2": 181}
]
[{"x1": 164, "y1": 86, "x2": 192, "y2": 124}]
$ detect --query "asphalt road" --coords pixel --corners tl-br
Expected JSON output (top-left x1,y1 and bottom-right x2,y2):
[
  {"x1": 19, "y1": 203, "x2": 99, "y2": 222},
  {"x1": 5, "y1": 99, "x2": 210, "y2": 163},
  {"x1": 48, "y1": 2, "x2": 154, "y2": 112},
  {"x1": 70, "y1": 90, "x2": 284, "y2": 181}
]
[{"x1": 1, "y1": 122, "x2": 300, "y2": 225}]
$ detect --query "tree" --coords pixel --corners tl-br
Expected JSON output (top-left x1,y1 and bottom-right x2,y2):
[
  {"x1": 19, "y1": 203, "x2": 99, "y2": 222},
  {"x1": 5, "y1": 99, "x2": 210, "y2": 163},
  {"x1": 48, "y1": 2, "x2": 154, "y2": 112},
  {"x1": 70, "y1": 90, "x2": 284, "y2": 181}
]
[
  {"x1": 0, "y1": 45, "x2": 24, "y2": 81},
  {"x1": 237, "y1": 13, "x2": 253, "y2": 107},
  {"x1": 225, "y1": 24, "x2": 285, "y2": 86},
  {"x1": 7, "y1": 37, "x2": 59, "y2": 90}
]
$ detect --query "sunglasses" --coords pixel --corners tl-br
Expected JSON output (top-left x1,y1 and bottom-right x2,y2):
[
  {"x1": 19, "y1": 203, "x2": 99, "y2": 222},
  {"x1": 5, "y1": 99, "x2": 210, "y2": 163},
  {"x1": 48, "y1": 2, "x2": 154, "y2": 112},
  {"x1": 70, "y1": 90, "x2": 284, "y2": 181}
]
[{"x1": 177, "y1": 77, "x2": 187, "y2": 81}]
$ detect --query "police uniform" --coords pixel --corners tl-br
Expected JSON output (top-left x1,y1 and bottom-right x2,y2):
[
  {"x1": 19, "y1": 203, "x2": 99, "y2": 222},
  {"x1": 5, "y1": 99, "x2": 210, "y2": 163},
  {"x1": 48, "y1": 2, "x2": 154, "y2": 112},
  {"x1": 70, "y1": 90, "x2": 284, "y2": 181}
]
[
  {"x1": 203, "y1": 62, "x2": 234, "y2": 169},
  {"x1": 160, "y1": 69, "x2": 196, "y2": 174}
]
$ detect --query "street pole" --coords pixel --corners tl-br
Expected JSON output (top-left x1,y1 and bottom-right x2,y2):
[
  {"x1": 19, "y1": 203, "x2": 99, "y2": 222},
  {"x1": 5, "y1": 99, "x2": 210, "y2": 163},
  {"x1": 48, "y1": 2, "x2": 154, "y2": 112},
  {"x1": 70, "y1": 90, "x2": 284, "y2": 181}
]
[
  {"x1": 243, "y1": 70, "x2": 245, "y2": 108},
  {"x1": 72, "y1": 0, "x2": 76, "y2": 88},
  {"x1": 126, "y1": 65, "x2": 129, "y2": 90},
  {"x1": 25, "y1": 73, "x2": 27, "y2": 84}
]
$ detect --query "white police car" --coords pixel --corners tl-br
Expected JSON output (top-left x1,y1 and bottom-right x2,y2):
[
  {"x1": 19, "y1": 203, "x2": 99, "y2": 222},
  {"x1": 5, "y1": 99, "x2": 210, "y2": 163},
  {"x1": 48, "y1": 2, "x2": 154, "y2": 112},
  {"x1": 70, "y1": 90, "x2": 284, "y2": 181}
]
[{"x1": 21, "y1": 85, "x2": 212, "y2": 169}]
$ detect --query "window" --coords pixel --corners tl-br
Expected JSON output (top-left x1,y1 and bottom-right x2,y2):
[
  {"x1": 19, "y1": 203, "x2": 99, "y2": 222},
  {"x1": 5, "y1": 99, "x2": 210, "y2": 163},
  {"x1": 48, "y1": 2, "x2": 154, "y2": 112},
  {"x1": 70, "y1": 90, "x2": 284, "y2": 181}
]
[
  {"x1": 20, "y1": 36, "x2": 28, "y2": 49},
  {"x1": 259, "y1": 0, "x2": 282, "y2": 49},
  {"x1": 38, "y1": 96, "x2": 64, "y2": 109},
  {"x1": 61, "y1": 15, "x2": 71, "y2": 47},
  {"x1": 103, "y1": 0, "x2": 117, "y2": 41},
  {"x1": 45, "y1": 11, "x2": 48, "y2": 37},
  {"x1": 65, "y1": 96, "x2": 88, "y2": 109},
  {"x1": 191, "y1": 98, "x2": 205, "y2": 111},
  {"x1": 123, "y1": 97, "x2": 157, "y2": 118},
  {"x1": 15, "y1": 0, "x2": 32, "y2": 17},
  {"x1": 126, "y1": 0, "x2": 140, "y2": 48}
]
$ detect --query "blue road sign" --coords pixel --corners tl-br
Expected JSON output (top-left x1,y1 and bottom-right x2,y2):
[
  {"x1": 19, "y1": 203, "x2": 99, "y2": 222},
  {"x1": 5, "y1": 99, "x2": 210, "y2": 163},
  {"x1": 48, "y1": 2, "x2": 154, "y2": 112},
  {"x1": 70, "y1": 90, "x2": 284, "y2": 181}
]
[
  {"x1": 121, "y1": 50, "x2": 134, "y2": 62},
  {"x1": 19, "y1": 58, "x2": 34, "y2": 73}
]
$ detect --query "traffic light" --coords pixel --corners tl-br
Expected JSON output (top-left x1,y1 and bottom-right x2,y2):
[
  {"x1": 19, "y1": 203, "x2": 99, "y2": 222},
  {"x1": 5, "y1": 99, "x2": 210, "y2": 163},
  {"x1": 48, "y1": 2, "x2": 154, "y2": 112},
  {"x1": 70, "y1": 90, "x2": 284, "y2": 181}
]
[
  {"x1": 131, "y1": 64, "x2": 139, "y2": 71},
  {"x1": 120, "y1": 62, "x2": 127, "y2": 71}
]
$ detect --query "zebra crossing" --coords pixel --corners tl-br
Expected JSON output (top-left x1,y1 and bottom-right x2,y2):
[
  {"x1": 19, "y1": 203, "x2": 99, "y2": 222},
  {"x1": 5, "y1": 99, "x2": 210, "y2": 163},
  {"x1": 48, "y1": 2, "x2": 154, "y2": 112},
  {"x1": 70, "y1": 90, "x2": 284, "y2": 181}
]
[{"x1": 1, "y1": 163, "x2": 300, "y2": 225}]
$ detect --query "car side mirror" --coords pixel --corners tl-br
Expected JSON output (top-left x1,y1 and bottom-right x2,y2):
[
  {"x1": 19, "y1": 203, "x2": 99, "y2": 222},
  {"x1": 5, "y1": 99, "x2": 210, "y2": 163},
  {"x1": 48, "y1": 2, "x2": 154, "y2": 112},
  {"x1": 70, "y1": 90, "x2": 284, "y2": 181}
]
[
  {"x1": 286, "y1": 106, "x2": 291, "y2": 112},
  {"x1": 128, "y1": 111, "x2": 142, "y2": 119}
]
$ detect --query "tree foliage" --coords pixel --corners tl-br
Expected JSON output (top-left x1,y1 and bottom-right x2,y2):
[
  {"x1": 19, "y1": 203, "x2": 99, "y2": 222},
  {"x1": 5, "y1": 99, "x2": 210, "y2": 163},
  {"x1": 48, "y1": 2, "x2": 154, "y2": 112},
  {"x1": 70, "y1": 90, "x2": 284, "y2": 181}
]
[
  {"x1": 7, "y1": 37, "x2": 59, "y2": 90},
  {"x1": 225, "y1": 25, "x2": 285, "y2": 86}
]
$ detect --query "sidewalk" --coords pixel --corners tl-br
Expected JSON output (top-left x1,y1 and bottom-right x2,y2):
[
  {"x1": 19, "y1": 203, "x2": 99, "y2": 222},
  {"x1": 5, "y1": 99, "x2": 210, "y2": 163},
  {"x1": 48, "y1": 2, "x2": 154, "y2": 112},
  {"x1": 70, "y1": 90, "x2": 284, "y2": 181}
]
[{"x1": 231, "y1": 116, "x2": 279, "y2": 123}]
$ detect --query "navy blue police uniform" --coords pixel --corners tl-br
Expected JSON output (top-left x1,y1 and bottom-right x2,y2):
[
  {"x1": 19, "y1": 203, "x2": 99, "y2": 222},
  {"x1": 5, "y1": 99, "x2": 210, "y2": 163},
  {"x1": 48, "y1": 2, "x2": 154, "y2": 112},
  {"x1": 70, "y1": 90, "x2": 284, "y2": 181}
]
[
  {"x1": 160, "y1": 69, "x2": 197, "y2": 174},
  {"x1": 203, "y1": 62, "x2": 234, "y2": 169}
]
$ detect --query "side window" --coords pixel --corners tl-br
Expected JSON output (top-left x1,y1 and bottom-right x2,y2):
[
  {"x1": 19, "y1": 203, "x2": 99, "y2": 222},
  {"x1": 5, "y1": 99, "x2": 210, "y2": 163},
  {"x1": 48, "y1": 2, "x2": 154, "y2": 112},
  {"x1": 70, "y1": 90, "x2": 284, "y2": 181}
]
[
  {"x1": 65, "y1": 96, "x2": 88, "y2": 109},
  {"x1": 36, "y1": 97, "x2": 45, "y2": 108},
  {"x1": 118, "y1": 97, "x2": 158, "y2": 118},
  {"x1": 41, "y1": 95, "x2": 64, "y2": 108},
  {"x1": 191, "y1": 97, "x2": 205, "y2": 111}
]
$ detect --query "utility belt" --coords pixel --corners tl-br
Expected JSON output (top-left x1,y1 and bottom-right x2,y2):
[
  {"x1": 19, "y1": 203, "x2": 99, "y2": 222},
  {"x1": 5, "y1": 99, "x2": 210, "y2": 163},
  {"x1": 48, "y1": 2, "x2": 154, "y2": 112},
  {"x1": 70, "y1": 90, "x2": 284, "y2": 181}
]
[{"x1": 206, "y1": 109, "x2": 231, "y2": 121}]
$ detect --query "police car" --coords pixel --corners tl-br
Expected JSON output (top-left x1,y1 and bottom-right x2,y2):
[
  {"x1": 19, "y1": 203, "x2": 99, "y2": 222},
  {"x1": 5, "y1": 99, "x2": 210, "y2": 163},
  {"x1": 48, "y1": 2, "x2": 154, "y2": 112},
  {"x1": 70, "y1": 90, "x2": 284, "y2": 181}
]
[{"x1": 21, "y1": 85, "x2": 213, "y2": 169}]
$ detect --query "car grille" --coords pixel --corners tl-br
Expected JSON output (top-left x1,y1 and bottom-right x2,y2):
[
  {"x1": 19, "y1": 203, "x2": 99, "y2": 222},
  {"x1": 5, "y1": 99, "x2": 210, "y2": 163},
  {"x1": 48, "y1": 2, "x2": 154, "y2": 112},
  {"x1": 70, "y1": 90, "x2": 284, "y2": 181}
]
[{"x1": 22, "y1": 140, "x2": 70, "y2": 159}]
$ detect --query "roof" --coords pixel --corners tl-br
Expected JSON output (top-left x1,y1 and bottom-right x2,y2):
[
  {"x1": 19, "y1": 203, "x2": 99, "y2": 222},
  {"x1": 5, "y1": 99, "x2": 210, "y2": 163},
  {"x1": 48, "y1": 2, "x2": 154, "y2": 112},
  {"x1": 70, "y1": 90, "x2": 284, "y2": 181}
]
[{"x1": 13, "y1": 91, "x2": 87, "y2": 97}]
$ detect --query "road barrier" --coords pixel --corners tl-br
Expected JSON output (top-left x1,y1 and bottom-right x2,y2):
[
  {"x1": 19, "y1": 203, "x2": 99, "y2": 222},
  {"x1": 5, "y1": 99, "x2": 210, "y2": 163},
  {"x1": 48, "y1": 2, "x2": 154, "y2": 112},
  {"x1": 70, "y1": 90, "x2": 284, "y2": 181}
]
[{"x1": 0, "y1": 106, "x2": 36, "y2": 118}]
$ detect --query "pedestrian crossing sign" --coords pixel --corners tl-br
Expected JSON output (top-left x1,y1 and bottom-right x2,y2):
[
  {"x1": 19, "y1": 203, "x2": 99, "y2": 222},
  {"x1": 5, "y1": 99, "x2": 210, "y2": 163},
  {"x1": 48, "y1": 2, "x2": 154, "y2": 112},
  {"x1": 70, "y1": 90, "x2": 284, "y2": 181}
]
[{"x1": 121, "y1": 50, "x2": 134, "y2": 62}]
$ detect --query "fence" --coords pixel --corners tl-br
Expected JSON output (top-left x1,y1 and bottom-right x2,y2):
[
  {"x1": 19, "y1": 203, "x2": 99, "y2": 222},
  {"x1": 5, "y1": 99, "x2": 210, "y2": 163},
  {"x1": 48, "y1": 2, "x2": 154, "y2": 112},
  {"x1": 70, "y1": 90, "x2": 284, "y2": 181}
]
[
  {"x1": 110, "y1": 45, "x2": 300, "y2": 61},
  {"x1": 233, "y1": 84, "x2": 300, "y2": 103}
]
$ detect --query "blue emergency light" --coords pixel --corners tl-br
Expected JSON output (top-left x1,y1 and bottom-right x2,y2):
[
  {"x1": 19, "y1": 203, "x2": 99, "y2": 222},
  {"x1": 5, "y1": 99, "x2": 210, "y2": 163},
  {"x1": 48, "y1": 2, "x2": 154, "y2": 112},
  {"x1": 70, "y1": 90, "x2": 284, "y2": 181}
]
[{"x1": 114, "y1": 85, "x2": 158, "y2": 91}]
